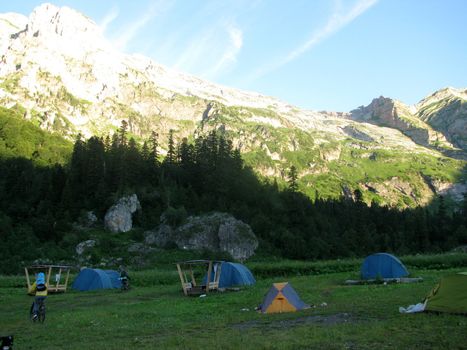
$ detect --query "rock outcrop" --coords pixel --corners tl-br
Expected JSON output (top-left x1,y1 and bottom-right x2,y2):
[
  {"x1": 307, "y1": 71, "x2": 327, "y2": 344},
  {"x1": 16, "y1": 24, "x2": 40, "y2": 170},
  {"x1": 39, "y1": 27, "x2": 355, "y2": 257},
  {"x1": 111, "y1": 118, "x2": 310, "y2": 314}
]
[
  {"x1": 427, "y1": 179, "x2": 467, "y2": 202},
  {"x1": 75, "y1": 239, "x2": 97, "y2": 256},
  {"x1": 104, "y1": 194, "x2": 141, "y2": 233},
  {"x1": 362, "y1": 176, "x2": 434, "y2": 207},
  {"x1": 144, "y1": 212, "x2": 258, "y2": 260},
  {"x1": 349, "y1": 97, "x2": 452, "y2": 149},
  {"x1": 144, "y1": 224, "x2": 174, "y2": 247},
  {"x1": 417, "y1": 87, "x2": 467, "y2": 151},
  {"x1": 75, "y1": 239, "x2": 97, "y2": 266}
]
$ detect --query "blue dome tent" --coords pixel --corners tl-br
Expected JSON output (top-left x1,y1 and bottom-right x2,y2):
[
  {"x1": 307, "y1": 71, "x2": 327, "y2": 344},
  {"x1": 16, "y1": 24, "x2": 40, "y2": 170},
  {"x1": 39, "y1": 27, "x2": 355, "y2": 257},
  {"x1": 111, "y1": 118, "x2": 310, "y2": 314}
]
[
  {"x1": 361, "y1": 253, "x2": 409, "y2": 280},
  {"x1": 72, "y1": 268, "x2": 122, "y2": 291},
  {"x1": 204, "y1": 262, "x2": 255, "y2": 288},
  {"x1": 218, "y1": 262, "x2": 255, "y2": 288}
]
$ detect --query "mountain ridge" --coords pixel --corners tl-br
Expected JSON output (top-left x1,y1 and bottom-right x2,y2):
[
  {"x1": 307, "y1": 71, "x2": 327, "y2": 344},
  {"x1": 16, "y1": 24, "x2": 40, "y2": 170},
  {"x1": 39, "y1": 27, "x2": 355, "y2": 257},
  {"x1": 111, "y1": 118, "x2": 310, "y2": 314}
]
[{"x1": 0, "y1": 3, "x2": 466, "y2": 207}]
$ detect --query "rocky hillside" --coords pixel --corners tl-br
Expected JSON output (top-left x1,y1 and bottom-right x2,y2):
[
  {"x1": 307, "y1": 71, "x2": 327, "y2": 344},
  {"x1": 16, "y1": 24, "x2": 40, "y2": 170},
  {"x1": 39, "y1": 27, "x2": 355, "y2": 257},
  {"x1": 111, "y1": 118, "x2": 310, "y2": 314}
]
[
  {"x1": 417, "y1": 87, "x2": 467, "y2": 151},
  {"x1": 0, "y1": 3, "x2": 466, "y2": 207},
  {"x1": 349, "y1": 88, "x2": 467, "y2": 154},
  {"x1": 349, "y1": 97, "x2": 452, "y2": 150}
]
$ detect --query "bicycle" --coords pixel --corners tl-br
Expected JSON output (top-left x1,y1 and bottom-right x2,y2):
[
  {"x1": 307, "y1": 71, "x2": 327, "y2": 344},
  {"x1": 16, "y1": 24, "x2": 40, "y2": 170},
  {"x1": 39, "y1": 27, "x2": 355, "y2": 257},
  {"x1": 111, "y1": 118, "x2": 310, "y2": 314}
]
[
  {"x1": 119, "y1": 276, "x2": 130, "y2": 291},
  {"x1": 30, "y1": 298, "x2": 46, "y2": 323}
]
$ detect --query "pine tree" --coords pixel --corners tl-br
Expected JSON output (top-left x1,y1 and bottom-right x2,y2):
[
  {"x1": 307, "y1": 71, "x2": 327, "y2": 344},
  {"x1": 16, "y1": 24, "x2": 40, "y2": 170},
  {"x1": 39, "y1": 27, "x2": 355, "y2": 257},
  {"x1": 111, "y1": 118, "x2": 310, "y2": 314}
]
[
  {"x1": 206, "y1": 130, "x2": 218, "y2": 169},
  {"x1": 103, "y1": 134, "x2": 111, "y2": 152},
  {"x1": 288, "y1": 165, "x2": 298, "y2": 192},
  {"x1": 218, "y1": 134, "x2": 230, "y2": 162},
  {"x1": 178, "y1": 137, "x2": 193, "y2": 168},
  {"x1": 63, "y1": 134, "x2": 86, "y2": 213},
  {"x1": 165, "y1": 129, "x2": 176, "y2": 165},
  {"x1": 85, "y1": 136, "x2": 106, "y2": 207},
  {"x1": 119, "y1": 120, "x2": 128, "y2": 147},
  {"x1": 122, "y1": 138, "x2": 142, "y2": 189},
  {"x1": 105, "y1": 132, "x2": 123, "y2": 192},
  {"x1": 149, "y1": 131, "x2": 159, "y2": 167},
  {"x1": 141, "y1": 141, "x2": 150, "y2": 162}
]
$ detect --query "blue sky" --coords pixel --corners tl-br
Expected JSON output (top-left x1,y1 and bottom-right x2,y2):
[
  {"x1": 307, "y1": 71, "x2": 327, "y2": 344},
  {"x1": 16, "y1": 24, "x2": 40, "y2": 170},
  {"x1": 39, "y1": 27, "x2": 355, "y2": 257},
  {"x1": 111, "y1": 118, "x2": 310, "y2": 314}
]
[{"x1": 2, "y1": 0, "x2": 467, "y2": 112}]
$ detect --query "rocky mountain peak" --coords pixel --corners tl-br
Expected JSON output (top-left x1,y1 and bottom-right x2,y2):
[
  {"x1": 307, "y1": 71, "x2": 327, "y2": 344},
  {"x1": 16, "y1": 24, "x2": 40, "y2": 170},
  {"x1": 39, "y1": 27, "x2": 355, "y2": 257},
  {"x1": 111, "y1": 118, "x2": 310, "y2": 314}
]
[
  {"x1": 415, "y1": 87, "x2": 467, "y2": 151},
  {"x1": 28, "y1": 3, "x2": 99, "y2": 39},
  {"x1": 350, "y1": 96, "x2": 399, "y2": 122},
  {"x1": 10, "y1": 3, "x2": 111, "y2": 58},
  {"x1": 348, "y1": 94, "x2": 456, "y2": 150},
  {"x1": 417, "y1": 87, "x2": 467, "y2": 110}
]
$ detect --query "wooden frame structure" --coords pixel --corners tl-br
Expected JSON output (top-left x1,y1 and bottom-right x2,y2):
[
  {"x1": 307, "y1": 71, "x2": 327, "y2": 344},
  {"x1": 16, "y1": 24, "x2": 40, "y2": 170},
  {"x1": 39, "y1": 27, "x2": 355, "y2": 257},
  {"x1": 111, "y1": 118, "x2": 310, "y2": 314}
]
[
  {"x1": 176, "y1": 260, "x2": 222, "y2": 296},
  {"x1": 25, "y1": 265, "x2": 72, "y2": 294}
]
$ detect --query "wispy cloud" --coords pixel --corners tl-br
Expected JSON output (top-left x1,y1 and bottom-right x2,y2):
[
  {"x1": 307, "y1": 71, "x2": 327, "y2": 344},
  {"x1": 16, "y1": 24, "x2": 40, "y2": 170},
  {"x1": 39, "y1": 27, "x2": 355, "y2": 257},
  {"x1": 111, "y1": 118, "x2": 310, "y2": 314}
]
[
  {"x1": 113, "y1": 0, "x2": 174, "y2": 52},
  {"x1": 249, "y1": 0, "x2": 378, "y2": 80},
  {"x1": 203, "y1": 23, "x2": 243, "y2": 78},
  {"x1": 173, "y1": 27, "x2": 216, "y2": 72},
  {"x1": 99, "y1": 6, "x2": 119, "y2": 34},
  {"x1": 173, "y1": 20, "x2": 244, "y2": 79}
]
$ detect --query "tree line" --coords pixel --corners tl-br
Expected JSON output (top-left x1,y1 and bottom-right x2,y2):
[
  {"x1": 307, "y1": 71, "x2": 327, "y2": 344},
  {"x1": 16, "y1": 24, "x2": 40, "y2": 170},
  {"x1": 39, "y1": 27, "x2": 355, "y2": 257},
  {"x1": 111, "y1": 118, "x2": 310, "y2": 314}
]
[{"x1": 0, "y1": 122, "x2": 466, "y2": 273}]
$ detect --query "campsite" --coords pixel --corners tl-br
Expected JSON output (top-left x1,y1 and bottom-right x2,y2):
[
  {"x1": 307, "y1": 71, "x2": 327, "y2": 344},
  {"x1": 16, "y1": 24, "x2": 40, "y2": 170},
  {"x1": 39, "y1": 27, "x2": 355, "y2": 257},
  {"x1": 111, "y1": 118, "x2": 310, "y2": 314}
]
[
  {"x1": 1, "y1": 253, "x2": 466, "y2": 349},
  {"x1": 0, "y1": 2, "x2": 466, "y2": 349}
]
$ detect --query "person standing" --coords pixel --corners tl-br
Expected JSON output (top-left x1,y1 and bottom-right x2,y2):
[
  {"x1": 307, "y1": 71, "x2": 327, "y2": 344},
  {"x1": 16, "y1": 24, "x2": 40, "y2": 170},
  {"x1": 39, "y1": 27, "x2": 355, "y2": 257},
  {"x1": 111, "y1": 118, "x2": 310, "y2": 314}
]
[{"x1": 28, "y1": 272, "x2": 48, "y2": 320}]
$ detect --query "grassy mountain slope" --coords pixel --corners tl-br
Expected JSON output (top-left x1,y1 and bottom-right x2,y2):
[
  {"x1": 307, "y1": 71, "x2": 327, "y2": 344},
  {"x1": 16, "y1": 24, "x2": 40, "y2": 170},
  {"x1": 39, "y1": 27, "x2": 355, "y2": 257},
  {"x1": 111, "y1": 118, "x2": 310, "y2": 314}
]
[{"x1": 0, "y1": 105, "x2": 72, "y2": 165}]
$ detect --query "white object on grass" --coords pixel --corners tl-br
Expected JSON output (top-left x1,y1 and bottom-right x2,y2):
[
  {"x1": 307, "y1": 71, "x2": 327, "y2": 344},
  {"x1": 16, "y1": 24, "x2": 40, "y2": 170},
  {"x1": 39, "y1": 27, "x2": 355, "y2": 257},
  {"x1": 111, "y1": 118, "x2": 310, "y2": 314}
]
[{"x1": 399, "y1": 302, "x2": 426, "y2": 313}]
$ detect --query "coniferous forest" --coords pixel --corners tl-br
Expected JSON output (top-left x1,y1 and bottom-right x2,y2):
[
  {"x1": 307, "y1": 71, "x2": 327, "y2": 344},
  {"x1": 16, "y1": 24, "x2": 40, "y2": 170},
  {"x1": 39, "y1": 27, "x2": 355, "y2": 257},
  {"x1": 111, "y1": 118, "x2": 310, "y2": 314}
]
[{"x1": 1, "y1": 120, "x2": 467, "y2": 274}]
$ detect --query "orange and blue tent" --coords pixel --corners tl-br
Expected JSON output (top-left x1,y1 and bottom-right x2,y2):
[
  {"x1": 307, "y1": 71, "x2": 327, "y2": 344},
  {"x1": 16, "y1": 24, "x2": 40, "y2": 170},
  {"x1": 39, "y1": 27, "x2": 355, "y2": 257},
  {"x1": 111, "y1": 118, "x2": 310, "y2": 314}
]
[{"x1": 259, "y1": 282, "x2": 309, "y2": 314}]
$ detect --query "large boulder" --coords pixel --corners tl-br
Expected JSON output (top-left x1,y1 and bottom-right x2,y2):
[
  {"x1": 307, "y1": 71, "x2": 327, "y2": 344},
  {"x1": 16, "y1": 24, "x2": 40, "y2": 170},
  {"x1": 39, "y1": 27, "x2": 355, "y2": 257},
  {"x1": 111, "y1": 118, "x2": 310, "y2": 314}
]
[
  {"x1": 144, "y1": 212, "x2": 258, "y2": 260},
  {"x1": 217, "y1": 219, "x2": 258, "y2": 261},
  {"x1": 75, "y1": 239, "x2": 97, "y2": 255},
  {"x1": 75, "y1": 239, "x2": 97, "y2": 266},
  {"x1": 104, "y1": 194, "x2": 141, "y2": 233},
  {"x1": 144, "y1": 224, "x2": 174, "y2": 247}
]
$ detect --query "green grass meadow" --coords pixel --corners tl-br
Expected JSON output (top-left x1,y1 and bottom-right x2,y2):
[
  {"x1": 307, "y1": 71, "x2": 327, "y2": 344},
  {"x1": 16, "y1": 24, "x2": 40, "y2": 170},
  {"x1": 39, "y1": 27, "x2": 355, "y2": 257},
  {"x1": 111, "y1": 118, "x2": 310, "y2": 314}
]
[{"x1": 1, "y1": 257, "x2": 466, "y2": 349}]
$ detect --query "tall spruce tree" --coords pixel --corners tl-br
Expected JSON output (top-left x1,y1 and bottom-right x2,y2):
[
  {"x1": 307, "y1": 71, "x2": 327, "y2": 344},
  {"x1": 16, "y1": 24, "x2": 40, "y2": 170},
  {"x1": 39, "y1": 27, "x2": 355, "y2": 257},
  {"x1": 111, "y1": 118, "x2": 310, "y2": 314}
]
[
  {"x1": 288, "y1": 165, "x2": 298, "y2": 192},
  {"x1": 85, "y1": 136, "x2": 106, "y2": 208},
  {"x1": 149, "y1": 131, "x2": 160, "y2": 167},
  {"x1": 165, "y1": 129, "x2": 176, "y2": 165},
  {"x1": 119, "y1": 120, "x2": 128, "y2": 147}
]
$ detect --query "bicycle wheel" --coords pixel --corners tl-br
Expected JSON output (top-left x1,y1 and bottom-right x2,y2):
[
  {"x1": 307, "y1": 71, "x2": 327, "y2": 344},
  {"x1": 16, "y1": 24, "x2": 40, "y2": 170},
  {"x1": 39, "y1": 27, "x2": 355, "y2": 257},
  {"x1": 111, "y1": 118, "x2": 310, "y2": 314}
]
[
  {"x1": 38, "y1": 302, "x2": 46, "y2": 323},
  {"x1": 29, "y1": 302, "x2": 36, "y2": 322}
]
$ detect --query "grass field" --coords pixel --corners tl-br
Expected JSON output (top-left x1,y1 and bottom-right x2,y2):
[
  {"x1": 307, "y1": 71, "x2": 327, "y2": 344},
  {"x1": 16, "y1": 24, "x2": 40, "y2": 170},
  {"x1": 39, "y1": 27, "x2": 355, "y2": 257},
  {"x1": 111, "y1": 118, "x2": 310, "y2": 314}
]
[{"x1": 1, "y1": 257, "x2": 466, "y2": 349}]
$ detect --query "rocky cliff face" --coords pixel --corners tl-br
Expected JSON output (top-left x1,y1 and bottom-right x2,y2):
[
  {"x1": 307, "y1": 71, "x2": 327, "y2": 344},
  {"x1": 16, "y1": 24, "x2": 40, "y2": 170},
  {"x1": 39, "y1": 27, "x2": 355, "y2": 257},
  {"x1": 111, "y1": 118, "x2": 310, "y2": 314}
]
[
  {"x1": 0, "y1": 4, "x2": 466, "y2": 207},
  {"x1": 349, "y1": 88, "x2": 467, "y2": 155},
  {"x1": 144, "y1": 212, "x2": 259, "y2": 260},
  {"x1": 350, "y1": 97, "x2": 453, "y2": 149},
  {"x1": 416, "y1": 88, "x2": 467, "y2": 150}
]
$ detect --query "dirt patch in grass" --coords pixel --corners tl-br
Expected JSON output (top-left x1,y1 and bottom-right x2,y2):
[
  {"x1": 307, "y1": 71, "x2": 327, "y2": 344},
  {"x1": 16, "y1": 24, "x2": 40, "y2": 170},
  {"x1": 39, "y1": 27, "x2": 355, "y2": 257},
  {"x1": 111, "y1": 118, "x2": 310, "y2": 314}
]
[{"x1": 232, "y1": 312, "x2": 362, "y2": 330}]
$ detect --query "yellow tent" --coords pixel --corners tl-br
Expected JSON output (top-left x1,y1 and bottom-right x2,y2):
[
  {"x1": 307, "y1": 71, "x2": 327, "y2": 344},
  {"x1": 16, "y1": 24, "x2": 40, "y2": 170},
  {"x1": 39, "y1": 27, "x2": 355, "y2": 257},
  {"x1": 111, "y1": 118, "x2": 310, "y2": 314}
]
[{"x1": 259, "y1": 282, "x2": 309, "y2": 314}]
